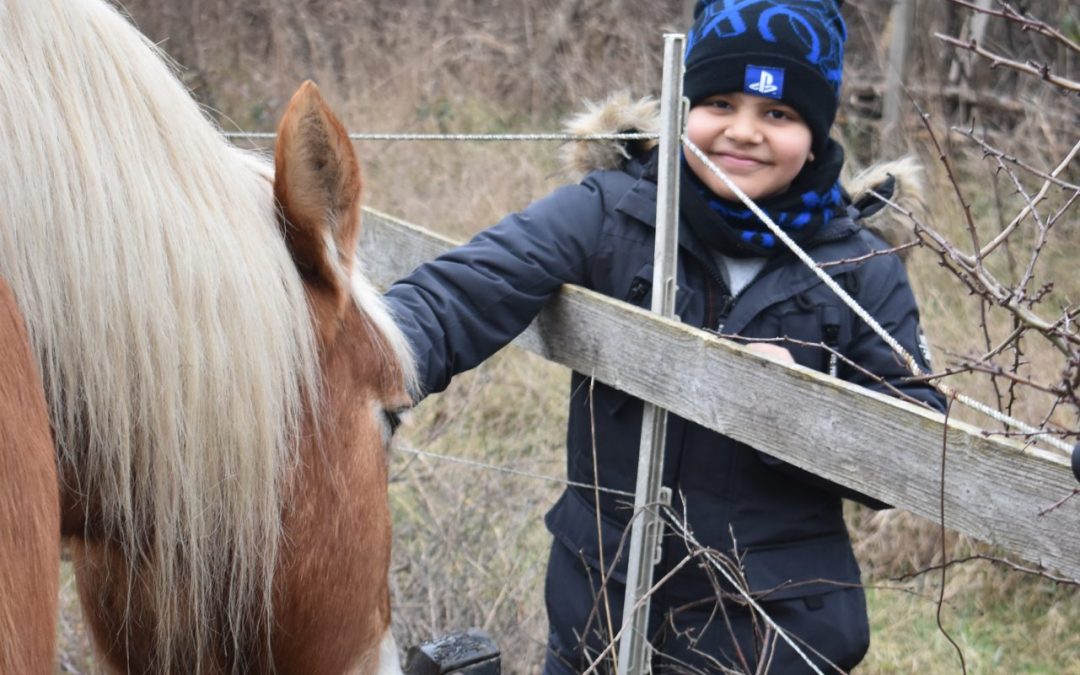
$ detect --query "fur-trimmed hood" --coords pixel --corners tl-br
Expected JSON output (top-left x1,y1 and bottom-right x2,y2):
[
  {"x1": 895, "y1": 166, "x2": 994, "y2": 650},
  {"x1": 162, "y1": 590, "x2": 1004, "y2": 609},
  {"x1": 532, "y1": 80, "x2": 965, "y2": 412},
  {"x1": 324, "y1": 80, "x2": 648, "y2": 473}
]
[{"x1": 559, "y1": 92, "x2": 926, "y2": 253}]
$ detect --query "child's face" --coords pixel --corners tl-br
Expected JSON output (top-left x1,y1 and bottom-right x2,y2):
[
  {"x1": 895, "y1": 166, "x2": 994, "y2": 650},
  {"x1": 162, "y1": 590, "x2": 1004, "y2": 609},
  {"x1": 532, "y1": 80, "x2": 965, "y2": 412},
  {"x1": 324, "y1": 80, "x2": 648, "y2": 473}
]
[{"x1": 683, "y1": 92, "x2": 814, "y2": 202}]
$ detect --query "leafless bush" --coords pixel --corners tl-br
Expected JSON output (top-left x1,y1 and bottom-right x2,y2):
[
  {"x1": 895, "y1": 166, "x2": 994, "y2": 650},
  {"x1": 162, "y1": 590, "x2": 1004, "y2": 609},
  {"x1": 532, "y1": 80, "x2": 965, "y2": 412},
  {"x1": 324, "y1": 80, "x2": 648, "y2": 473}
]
[{"x1": 901, "y1": 1, "x2": 1079, "y2": 448}]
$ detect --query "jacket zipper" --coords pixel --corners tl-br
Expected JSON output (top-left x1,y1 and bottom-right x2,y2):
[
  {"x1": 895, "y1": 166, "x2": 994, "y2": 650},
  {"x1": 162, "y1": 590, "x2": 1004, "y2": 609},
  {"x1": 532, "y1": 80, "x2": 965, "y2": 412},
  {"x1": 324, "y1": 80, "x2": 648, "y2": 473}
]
[
  {"x1": 822, "y1": 305, "x2": 842, "y2": 377},
  {"x1": 690, "y1": 255, "x2": 733, "y2": 332}
]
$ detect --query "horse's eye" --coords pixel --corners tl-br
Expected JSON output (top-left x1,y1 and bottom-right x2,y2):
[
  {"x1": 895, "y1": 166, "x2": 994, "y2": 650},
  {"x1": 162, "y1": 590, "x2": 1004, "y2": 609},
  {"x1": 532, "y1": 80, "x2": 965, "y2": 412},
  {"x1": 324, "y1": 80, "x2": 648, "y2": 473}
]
[
  {"x1": 378, "y1": 405, "x2": 410, "y2": 448},
  {"x1": 383, "y1": 409, "x2": 403, "y2": 435}
]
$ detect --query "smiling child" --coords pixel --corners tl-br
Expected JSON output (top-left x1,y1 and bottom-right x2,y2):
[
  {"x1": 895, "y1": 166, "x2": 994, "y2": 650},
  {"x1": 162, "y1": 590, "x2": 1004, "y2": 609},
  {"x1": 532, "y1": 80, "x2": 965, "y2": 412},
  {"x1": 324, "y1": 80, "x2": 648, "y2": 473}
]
[{"x1": 385, "y1": 1, "x2": 943, "y2": 671}]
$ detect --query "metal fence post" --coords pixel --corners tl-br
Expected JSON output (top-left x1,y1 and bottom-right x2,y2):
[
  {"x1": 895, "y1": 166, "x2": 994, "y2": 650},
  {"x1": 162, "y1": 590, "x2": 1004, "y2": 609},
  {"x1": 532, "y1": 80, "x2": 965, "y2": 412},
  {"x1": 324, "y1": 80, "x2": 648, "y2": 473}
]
[{"x1": 616, "y1": 32, "x2": 685, "y2": 675}]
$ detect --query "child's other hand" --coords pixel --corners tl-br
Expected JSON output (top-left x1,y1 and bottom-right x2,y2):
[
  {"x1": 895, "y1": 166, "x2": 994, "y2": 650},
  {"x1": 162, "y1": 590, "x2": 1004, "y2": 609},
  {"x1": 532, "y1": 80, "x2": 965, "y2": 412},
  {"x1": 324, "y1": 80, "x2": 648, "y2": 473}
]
[{"x1": 746, "y1": 342, "x2": 795, "y2": 364}]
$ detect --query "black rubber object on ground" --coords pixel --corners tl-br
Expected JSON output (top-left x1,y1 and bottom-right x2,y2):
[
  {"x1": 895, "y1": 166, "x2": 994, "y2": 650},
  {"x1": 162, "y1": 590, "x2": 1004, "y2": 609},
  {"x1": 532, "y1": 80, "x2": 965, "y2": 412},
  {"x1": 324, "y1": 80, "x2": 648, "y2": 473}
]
[
  {"x1": 403, "y1": 628, "x2": 501, "y2": 675},
  {"x1": 1072, "y1": 441, "x2": 1080, "y2": 484}
]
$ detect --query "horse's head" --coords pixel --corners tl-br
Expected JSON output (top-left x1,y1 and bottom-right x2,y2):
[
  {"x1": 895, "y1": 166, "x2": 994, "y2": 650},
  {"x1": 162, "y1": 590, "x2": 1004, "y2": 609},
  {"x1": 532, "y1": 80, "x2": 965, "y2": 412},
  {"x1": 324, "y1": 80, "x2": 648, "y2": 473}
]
[{"x1": 267, "y1": 81, "x2": 414, "y2": 674}]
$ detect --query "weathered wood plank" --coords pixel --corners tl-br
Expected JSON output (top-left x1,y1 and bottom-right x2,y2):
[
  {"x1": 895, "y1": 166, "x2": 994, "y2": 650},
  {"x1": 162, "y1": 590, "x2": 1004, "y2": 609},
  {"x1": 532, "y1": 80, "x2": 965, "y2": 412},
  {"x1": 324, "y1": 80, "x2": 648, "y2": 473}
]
[{"x1": 359, "y1": 207, "x2": 1080, "y2": 582}]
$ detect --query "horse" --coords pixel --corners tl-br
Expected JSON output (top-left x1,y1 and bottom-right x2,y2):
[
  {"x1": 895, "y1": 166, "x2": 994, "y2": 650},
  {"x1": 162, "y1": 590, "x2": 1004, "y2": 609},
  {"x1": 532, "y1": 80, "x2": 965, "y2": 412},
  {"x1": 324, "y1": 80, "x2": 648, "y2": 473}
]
[{"x1": 0, "y1": 0, "x2": 415, "y2": 672}]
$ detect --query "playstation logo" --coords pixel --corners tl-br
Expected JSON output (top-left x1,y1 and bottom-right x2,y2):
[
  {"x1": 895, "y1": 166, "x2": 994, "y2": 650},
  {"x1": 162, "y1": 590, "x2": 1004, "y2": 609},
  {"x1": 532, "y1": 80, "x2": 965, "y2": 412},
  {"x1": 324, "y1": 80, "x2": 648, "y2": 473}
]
[
  {"x1": 749, "y1": 71, "x2": 778, "y2": 94},
  {"x1": 744, "y1": 65, "x2": 784, "y2": 99}
]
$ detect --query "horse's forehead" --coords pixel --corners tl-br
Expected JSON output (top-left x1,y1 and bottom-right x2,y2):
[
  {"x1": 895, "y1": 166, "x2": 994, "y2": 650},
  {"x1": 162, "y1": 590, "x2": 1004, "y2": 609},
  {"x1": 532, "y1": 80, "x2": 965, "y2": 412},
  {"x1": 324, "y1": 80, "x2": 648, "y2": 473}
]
[{"x1": 346, "y1": 273, "x2": 417, "y2": 401}]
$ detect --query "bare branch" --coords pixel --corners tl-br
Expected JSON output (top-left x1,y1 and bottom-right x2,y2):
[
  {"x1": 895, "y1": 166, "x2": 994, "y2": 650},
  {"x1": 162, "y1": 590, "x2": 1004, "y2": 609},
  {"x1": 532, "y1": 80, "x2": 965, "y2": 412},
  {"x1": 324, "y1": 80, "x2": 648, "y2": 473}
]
[
  {"x1": 937, "y1": 397, "x2": 969, "y2": 674},
  {"x1": 953, "y1": 128, "x2": 1080, "y2": 192},
  {"x1": 707, "y1": 333, "x2": 936, "y2": 409},
  {"x1": 914, "y1": 100, "x2": 983, "y2": 261},
  {"x1": 891, "y1": 553, "x2": 1080, "y2": 587},
  {"x1": 935, "y1": 33, "x2": 1080, "y2": 93},
  {"x1": 1038, "y1": 489, "x2": 1080, "y2": 517},
  {"x1": 978, "y1": 139, "x2": 1080, "y2": 259},
  {"x1": 947, "y1": 0, "x2": 1080, "y2": 54},
  {"x1": 816, "y1": 240, "x2": 921, "y2": 268}
]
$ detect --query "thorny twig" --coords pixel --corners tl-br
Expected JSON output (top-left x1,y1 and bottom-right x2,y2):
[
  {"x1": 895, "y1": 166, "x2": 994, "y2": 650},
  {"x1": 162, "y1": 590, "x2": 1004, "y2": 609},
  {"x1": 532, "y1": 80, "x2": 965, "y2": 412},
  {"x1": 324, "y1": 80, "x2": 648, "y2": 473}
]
[
  {"x1": 953, "y1": 128, "x2": 1080, "y2": 192},
  {"x1": 658, "y1": 511, "x2": 834, "y2": 675},
  {"x1": 815, "y1": 240, "x2": 921, "y2": 268},
  {"x1": 585, "y1": 376, "x2": 620, "y2": 672},
  {"x1": 911, "y1": 98, "x2": 1077, "y2": 357},
  {"x1": 976, "y1": 139, "x2": 1080, "y2": 260},
  {"x1": 947, "y1": 0, "x2": 1080, "y2": 54},
  {"x1": 579, "y1": 551, "x2": 701, "y2": 675},
  {"x1": 1039, "y1": 489, "x2": 1080, "y2": 516},
  {"x1": 928, "y1": 6, "x2": 1080, "y2": 440},
  {"x1": 927, "y1": 358, "x2": 1067, "y2": 397},
  {"x1": 892, "y1": 553, "x2": 1080, "y2": 586},
  {"x1": 708, "y1": 332, "x2": 935, "y2": 409},
  {"x1": 935, "y1": 33, "x2": 1080, "y2": 93}
]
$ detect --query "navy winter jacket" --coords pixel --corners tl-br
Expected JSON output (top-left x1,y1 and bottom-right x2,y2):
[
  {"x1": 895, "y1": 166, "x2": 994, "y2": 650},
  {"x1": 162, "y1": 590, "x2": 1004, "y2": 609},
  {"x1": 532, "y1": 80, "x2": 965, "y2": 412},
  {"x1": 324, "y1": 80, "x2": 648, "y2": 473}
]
[{"x1": 385, "y1": 142, "x2": 943, "y2": 606}]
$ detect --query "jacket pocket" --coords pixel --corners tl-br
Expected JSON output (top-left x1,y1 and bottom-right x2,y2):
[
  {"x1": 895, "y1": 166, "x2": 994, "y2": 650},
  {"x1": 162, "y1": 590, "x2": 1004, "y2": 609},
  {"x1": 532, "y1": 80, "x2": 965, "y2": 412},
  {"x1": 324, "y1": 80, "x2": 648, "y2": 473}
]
[
  {"x1": 544, "y1": 488, "x2": 632, "y2": 584},
  {"x1": 624, "y1": 263, "x2": 653, "y2": 307},
  {"x1": 741, "y1": 534, "x2": 862, "y2": 601},
  {"x1": 605, "y1": 262, "x2": 653, "y2": 416},
  {"x1": 778, "y1": 290, "x2": 850, "y2": 374}
]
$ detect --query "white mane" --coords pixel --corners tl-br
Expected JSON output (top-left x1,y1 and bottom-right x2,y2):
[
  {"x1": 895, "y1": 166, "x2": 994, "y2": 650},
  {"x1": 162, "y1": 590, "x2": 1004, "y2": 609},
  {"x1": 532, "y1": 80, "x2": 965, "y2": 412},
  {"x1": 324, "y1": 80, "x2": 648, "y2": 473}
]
[{"x1": 0, "y1": 0, "x2": 325, "y2": 663}]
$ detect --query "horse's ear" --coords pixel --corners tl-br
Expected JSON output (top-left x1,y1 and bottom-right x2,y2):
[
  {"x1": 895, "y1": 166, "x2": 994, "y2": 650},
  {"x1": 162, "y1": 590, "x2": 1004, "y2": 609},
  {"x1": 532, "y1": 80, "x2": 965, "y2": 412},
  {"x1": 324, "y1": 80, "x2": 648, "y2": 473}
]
[{"x1": 273, "y1": 80, "x2": 362, "y2": 343}]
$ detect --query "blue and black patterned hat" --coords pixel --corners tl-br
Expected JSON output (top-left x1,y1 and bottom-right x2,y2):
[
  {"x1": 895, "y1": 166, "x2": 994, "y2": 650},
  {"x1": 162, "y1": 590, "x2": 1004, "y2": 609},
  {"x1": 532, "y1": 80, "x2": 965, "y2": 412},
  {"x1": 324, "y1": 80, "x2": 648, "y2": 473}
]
[{"x1": 684, "y1": 0, "x2": 847, "y2": 157}]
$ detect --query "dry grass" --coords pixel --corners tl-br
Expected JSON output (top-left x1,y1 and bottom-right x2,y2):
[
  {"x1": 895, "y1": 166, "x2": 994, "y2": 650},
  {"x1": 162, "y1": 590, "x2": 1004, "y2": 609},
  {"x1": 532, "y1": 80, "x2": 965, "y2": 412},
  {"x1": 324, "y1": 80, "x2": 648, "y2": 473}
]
[
  {"x1": 51, "y1": 1, "x2": 1080, "y2": 672},
  {"x1": 390, "y1": 350, "x2": 569, "y2": 670},
  {"x1": 56, "y1": 557, "x2": 96, "y2": 674}
]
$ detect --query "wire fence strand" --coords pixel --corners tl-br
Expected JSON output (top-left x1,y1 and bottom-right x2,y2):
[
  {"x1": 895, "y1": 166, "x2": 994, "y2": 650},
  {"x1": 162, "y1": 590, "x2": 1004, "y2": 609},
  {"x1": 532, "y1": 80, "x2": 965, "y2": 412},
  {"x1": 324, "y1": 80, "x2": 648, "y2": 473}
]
[
  {"x1": 395, "y1": 443, "x2": 636, "y2": 498},
  {"x1": 224, "y1": 124, "x2": 1070, "y2": 456},
  {"x1": 224, "y1": 131, "x2": 660, "y2": 142}
]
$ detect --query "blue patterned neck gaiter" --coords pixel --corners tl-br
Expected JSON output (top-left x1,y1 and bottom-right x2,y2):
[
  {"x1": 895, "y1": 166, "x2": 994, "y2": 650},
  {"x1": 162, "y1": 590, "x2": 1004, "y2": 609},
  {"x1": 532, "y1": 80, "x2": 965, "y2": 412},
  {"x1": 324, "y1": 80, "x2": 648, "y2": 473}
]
[{"x1": 680, "y1": 138, "x2": 846, "y2": 258}]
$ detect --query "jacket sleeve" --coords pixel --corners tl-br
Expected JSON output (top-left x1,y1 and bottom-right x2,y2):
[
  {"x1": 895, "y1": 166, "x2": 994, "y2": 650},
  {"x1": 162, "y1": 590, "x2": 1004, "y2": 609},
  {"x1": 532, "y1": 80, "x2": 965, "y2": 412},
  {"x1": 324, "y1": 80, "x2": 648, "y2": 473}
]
[
  {"x1": 844, "y1": 251, "x2": 946, "y2": 413},
  {"x1": 383, "y1": 180, "x2": 606, "y2": 399}
]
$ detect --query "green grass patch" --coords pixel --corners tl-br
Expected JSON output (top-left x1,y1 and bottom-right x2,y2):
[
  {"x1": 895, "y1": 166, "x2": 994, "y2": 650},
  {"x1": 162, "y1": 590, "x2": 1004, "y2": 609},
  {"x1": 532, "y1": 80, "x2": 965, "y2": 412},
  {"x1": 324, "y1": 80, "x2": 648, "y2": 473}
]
[{"x1": 862, "y1": 570, "x2": 1080, "y2": 673}]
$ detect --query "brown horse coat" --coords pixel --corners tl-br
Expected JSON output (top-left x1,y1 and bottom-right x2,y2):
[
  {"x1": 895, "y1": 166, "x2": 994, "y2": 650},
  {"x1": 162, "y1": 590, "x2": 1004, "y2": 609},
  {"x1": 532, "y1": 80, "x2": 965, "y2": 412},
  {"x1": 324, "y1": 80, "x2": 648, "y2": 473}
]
[
  {"x1": 0, "y1": 0, "x2": 414, "y2": 669},
  {"x1": 0, "y1": 279, "x2": 59, "y2": 674}
]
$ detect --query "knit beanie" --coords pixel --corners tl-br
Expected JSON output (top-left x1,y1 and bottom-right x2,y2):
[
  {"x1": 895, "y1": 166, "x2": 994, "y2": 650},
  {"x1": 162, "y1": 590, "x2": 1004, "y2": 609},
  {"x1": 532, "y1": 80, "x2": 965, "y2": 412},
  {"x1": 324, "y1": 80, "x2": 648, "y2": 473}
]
[{"x1": 684, "y1": 0, "x2": 847, "y2": 158}]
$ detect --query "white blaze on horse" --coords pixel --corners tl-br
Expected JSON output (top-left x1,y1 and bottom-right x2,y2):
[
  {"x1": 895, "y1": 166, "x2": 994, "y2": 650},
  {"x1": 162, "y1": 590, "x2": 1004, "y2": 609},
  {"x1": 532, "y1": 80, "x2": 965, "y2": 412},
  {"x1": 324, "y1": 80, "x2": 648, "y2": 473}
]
[{"x1": 0, "y1": 0, "x2": 415, "y2": 672}]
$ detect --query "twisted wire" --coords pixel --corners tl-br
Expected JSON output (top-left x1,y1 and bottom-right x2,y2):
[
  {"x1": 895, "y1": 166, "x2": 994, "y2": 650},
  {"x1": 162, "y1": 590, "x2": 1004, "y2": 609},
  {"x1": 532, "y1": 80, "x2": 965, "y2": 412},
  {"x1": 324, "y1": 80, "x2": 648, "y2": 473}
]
[
  {"x1": 224, "y1": 131, "x2": 659, "y2": 142},
  {"x1": 682, "y1": 137, "x2": 1072, "y2": 457}
]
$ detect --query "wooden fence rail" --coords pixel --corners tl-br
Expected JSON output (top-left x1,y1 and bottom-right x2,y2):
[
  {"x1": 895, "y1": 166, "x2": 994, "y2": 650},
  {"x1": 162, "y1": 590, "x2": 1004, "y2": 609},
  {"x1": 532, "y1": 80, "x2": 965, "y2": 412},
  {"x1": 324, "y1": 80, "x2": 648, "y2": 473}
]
[{"x1": 359, "y1": 207, "x2": 1080, "y2": 583}]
